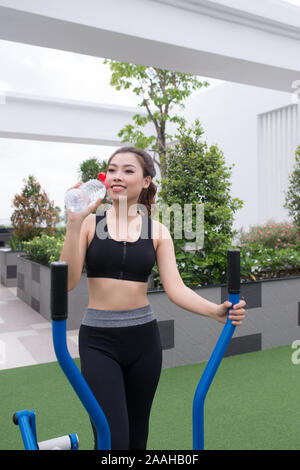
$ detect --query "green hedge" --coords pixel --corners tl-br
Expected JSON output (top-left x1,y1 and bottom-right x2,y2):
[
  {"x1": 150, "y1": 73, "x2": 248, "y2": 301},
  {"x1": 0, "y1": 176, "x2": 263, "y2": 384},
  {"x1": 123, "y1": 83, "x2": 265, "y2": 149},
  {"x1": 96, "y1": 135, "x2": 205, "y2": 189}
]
[
  {"x1": 21, "y1": 233, "x2": 65, "y2": 267},
  {"x1": 20, "y1": 226, "x2": 300, "y2": 290}
]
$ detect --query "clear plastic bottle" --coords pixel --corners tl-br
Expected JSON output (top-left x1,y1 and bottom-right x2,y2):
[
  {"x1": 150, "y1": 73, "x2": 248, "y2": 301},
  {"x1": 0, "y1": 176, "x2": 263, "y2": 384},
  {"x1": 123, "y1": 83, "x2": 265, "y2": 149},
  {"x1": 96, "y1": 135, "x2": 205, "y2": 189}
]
[{"x1": 64, "y1": 173, "x2": 109, "y2": 213}]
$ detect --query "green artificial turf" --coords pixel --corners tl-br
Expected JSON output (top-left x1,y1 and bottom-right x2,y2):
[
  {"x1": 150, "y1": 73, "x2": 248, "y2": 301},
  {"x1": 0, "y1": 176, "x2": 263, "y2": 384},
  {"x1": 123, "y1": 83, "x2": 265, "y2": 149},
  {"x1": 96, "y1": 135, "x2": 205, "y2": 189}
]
[{"x1": 1, "y1": 344, "x2": 299, "y2": 450}]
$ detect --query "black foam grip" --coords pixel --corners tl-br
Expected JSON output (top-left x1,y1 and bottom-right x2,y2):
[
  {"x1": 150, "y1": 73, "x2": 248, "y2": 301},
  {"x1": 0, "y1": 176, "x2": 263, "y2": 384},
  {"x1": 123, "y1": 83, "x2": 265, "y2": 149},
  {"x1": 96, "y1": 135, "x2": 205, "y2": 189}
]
[
  {"x1": 51, "y1": 262, "x2": 68, "y2": 321},
  {"x1": 227, "y1": 249, "x2": 240, "y2": 294}
]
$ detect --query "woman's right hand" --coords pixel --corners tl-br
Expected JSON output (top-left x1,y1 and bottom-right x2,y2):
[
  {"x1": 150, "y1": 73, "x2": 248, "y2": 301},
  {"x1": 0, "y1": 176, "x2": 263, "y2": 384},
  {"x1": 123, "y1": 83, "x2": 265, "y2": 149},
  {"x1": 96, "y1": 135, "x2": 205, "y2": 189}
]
[{"x1": 66, "y1": 181, "x2": 104, "y2": 225}]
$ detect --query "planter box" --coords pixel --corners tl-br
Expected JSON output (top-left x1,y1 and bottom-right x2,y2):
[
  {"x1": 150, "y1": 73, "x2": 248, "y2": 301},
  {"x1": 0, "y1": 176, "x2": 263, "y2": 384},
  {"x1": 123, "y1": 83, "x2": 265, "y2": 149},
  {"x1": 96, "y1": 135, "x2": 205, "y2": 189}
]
[
  {"x1": 16, "y1": 254, "x2": 300, "y2": 370},
  {"x1": 0, "y1": 248, "x2": 25, "y2": 287}
]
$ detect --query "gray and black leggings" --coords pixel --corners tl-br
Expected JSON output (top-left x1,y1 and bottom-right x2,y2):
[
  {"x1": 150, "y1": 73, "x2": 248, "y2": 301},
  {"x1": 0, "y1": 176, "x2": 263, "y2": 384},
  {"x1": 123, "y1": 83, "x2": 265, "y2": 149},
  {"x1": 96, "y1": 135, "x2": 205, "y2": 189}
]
[{"x1": 78, "y1": 305, "x2": 162, "y2": 450}]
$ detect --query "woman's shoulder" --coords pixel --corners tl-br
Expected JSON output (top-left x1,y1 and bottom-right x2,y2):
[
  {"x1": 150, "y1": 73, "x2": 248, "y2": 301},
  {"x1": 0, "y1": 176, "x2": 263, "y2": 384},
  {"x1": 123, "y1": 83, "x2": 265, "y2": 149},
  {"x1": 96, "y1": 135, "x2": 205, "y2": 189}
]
[{"x1": 151, "y1": 218, "x2": 172, "y2": 243}]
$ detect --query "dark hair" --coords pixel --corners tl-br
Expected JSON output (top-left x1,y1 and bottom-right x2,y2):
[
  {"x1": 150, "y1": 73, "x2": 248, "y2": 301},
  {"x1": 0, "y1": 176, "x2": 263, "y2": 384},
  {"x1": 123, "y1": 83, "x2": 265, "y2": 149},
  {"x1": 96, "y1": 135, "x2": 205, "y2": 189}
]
[{"x1": 107, "y1": 146, "x2": 157, "y2": 217}]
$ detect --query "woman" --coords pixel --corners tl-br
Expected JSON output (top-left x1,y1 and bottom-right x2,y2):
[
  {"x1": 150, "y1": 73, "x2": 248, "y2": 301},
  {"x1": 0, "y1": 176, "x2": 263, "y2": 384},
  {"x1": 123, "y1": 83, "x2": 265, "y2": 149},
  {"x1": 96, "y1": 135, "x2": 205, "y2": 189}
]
[{"x1": 60, "y1": 146, "x2": 246, "y2": 450}]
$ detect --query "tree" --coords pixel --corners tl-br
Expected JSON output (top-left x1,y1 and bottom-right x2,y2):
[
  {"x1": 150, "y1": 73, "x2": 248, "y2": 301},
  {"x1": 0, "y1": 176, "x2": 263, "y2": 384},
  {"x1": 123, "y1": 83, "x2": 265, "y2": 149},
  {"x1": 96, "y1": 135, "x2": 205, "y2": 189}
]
[
  {"x1": 283, "y1": 144, "x2": 300, "y2": 240},
  {"x1": 153, "y1": 119, "x2": 244, "y2": 287},
  {"x1": 77, "y1": 156, "x2": 107, "y2": 182},
  {"x1": 11, "y1": 175, "x2": 60, "y2": 244},
  {"x1": 103, "y1": 60, "x2": 209, "y2": 187}
]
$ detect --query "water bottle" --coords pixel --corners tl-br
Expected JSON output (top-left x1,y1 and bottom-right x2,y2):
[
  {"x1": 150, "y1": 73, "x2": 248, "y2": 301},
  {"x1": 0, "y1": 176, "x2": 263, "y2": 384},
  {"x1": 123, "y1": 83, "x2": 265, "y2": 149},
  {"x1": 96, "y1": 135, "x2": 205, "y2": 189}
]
[{"x1": 64, "y1": 173, "x2": 109, "y2": 213}]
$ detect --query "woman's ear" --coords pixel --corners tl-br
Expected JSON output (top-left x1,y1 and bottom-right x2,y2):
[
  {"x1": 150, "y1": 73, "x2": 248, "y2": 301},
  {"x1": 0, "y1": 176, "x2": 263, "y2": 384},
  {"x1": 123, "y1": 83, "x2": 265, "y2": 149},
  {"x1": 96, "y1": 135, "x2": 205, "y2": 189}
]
[{"x1": 144, "y1": 176, "x2": 151, "y2": 189}]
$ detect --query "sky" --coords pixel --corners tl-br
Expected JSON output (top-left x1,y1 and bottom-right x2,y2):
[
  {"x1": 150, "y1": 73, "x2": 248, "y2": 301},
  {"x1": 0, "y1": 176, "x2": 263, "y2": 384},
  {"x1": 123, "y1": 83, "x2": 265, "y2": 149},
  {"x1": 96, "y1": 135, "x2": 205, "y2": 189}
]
[{"x1": 0, "y1": 39, "x2": 223, "y2": 226}]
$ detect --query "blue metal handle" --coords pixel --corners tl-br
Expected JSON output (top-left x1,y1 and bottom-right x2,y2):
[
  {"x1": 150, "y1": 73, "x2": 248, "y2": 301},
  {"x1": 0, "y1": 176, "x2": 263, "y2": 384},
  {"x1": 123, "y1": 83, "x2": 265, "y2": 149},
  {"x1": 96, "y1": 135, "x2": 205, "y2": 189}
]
[
  {"x1": 193, "y1": 249, "x2": 240, "y2": 450},
  {"x1": 193, "y1": 293, "x2": 239, "y2": 450},
  {"x1": 13, "y1": 407, "x2": 79, "y2": 450},
  {"x1": 13, "y1": 410, "x2": 38, "y2": 450},
  {"x1": 52, "y1": 319, "x2": 111, "y2": 450},
  {"x1": 50, "y1": 261, "x2": 111, "y2": 450}
]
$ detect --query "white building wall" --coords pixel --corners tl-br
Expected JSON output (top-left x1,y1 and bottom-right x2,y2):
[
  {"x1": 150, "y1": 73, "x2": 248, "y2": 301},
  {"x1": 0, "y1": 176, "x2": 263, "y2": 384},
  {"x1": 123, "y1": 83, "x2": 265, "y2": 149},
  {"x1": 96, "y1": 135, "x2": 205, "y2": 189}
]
[
  {"x1": 258, "y1": 103, "x2": 300, "y2": 225},
  {"x1": 182, "y1": 81, "x2": 295, "y2": 232}
]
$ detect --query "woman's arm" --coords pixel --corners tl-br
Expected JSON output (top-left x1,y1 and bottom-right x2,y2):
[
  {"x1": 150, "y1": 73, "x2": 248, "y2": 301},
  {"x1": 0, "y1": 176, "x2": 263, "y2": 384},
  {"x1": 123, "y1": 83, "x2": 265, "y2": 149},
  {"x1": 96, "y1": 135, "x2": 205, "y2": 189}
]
[
  {"x1": 59, "y1": 219, "x2": 88, "y2": 291},
  {"x1": 167, "y1": 284, "x2": 218, "y2": 318},
  {"x1": 155, "y1": 221, "x2": 246, "y2": 325},
  {"x1": 167, "y1": 284, "x2": 246, "y2": 326}
]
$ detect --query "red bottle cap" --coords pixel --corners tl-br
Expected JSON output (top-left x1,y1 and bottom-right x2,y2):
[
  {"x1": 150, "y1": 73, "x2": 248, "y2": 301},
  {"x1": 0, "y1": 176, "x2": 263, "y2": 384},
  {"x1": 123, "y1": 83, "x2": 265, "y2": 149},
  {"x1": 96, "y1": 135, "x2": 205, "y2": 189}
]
[
  {"x1": 98, "y1": 172, "x2": 106, "y2": 181},
  {"x1": 98, "y1": 172, "x2": 109, "y2": 189}
]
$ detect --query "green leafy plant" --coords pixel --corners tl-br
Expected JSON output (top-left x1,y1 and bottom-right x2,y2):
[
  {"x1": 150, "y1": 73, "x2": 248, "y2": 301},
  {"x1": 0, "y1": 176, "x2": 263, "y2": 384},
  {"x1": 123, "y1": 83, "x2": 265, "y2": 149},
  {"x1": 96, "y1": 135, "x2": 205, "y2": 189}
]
[
  {"x1": 22, "y1": 233, "x2": 65, "y2": 266},
  {"x1": 77, "y1": 157, "x2": 107, "y2": 183},
  {"x1": 239, "y1": 243, "x2": 300, "y2": 281},
  {"x1": 152, "y1": 119, "x2": 244, "y2": 289},
  {"x1": 283, "y1": 144, "x2": 300, "y2": 234},
  {"x1": 234, "y1": 219, "x2": 300, "y2": 281},
  {"x1": 9, "y1": 233, "x2": 20, "y2": 251},
  {"x1": 237, "y1": 219, "x2": 299, "y2": 250},
  {"x1": 103, "y1": 59, "x2": 209, "y2": 193}
]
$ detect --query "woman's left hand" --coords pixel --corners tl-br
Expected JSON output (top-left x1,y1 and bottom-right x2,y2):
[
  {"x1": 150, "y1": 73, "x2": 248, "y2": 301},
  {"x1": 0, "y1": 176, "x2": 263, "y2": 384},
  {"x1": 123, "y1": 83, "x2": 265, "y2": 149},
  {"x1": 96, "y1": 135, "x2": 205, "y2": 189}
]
[{"x1": 214, "y1": 299, "x2": 246, "y2": 326}]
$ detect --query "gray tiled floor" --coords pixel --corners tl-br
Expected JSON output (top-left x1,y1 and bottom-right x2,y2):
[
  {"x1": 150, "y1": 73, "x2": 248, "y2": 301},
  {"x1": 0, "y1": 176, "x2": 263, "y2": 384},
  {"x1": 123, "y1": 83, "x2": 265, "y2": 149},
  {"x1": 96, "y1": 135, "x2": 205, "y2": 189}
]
[{"x1": 0, "y1": 285, "x2": 79, "y2": 370}]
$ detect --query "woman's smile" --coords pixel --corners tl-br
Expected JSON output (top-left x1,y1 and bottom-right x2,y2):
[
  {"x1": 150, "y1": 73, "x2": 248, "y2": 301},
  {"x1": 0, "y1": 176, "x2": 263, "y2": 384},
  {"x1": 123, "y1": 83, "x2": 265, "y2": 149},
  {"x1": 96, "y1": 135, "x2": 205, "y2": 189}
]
[{"x1": 111, "y1": 186, "x2": 127, "y2": 192}]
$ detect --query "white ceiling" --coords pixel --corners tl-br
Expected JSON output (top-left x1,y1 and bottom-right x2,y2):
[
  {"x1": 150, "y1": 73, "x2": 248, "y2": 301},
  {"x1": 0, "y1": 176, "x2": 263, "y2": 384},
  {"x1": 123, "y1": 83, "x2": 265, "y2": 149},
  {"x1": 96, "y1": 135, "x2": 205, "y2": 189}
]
[{"x1": 281, "y1": 0, "x2": 300, "y2": 7}]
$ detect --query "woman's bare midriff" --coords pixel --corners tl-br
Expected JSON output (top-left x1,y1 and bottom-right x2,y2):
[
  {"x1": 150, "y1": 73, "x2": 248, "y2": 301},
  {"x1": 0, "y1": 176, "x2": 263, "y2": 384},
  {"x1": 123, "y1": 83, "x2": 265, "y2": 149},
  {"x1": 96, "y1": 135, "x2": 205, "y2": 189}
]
[{"x1": 86, "y1": 213, "x2": 159, "y2": 310}]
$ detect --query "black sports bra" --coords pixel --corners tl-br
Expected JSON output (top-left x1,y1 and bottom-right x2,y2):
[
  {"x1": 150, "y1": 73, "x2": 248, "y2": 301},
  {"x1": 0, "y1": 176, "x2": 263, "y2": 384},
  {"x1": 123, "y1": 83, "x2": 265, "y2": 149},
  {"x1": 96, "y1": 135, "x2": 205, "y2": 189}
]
[{"x1": 85, "y1": 210, "x2": 156, "y2": 283}]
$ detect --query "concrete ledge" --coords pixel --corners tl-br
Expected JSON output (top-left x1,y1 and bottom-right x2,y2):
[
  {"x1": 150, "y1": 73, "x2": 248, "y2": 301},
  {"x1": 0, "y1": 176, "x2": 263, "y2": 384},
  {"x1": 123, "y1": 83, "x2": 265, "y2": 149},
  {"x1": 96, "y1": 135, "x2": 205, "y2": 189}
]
[{"x1": 0, "y1": 249, "x2": 24, "y2": 287}]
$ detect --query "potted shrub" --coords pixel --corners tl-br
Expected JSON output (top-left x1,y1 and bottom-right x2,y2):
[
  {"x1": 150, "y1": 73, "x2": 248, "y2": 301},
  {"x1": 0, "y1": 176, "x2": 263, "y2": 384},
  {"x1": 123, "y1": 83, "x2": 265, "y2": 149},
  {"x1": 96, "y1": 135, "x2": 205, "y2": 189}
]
[{"x1": 0, "y1": 175, "x2": 60, "y2": 287}]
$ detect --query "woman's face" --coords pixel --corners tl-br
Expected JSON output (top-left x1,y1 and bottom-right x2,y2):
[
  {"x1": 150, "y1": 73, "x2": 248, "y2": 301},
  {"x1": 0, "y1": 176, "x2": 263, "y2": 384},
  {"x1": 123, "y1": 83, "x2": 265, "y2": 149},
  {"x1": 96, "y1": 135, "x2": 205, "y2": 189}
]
[{"x1": 106, "y1": 152, "x2": 150, "y2": 206}]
